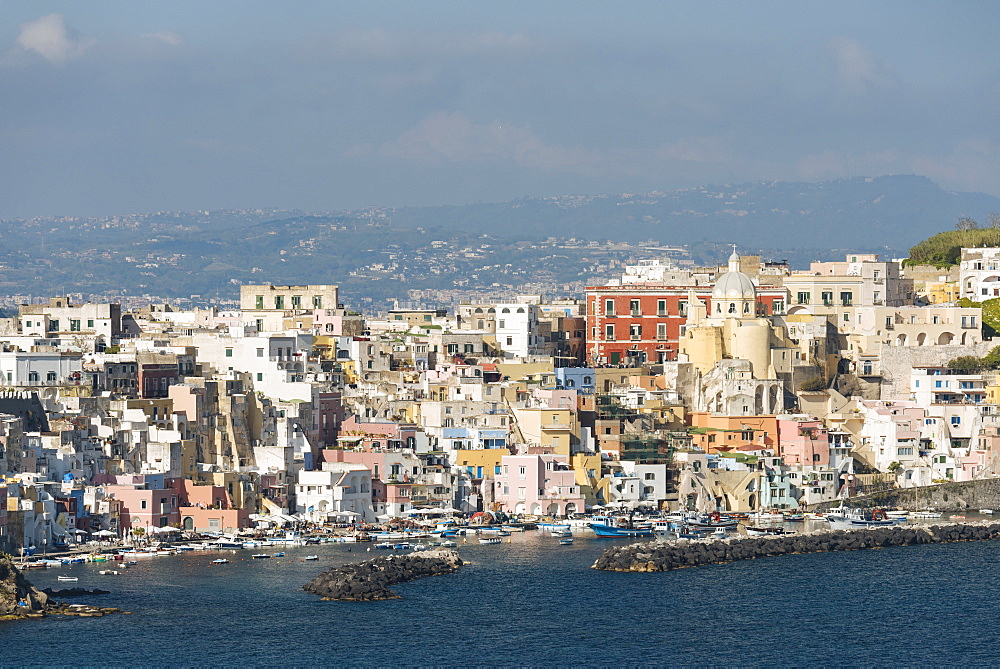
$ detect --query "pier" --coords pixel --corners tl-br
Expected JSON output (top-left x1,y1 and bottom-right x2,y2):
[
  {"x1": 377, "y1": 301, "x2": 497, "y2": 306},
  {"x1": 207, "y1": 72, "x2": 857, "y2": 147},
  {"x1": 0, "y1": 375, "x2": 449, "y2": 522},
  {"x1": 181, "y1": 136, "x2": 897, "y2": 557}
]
[{"x1": 592, "y1": 522, "x2": 1000, "y2": 573}]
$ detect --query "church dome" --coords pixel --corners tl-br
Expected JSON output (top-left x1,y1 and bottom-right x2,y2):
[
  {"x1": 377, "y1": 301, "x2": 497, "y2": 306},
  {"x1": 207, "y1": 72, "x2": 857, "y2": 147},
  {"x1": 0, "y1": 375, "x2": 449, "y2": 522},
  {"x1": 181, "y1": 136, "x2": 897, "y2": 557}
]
[{"x1": 712, "y1": 248, "x2": 756, "y2": 300}]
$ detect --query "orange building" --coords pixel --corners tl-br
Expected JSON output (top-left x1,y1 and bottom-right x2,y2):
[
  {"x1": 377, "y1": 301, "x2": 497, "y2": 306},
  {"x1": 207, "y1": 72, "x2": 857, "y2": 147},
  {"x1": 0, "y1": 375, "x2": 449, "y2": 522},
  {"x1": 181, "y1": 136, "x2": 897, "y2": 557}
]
[{"x1": 687, "y1": 412, "x2": 778, "y2": 454}]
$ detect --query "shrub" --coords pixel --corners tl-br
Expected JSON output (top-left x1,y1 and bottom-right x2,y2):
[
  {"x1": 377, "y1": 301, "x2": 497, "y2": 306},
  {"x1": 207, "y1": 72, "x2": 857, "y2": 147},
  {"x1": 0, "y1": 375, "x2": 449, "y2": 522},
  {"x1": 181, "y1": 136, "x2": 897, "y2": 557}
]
[{"x1": 799, "y1": 376, "x2": 828, "y2": 392}]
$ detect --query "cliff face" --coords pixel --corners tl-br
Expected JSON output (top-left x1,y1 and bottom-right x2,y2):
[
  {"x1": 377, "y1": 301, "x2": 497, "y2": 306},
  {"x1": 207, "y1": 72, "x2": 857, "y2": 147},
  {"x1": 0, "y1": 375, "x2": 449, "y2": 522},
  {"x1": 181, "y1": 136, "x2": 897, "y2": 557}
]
[{"x1": 0, "y1": 555, "x2": 49, "y2": 617}]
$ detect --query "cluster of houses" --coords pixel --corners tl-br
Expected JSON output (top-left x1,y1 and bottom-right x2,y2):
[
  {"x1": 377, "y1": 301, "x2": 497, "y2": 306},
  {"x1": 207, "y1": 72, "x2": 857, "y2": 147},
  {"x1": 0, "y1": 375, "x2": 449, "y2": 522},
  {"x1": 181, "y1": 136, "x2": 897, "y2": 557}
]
[{"x1": 1, "y1": 246, "x2": 998, "y2": 553}]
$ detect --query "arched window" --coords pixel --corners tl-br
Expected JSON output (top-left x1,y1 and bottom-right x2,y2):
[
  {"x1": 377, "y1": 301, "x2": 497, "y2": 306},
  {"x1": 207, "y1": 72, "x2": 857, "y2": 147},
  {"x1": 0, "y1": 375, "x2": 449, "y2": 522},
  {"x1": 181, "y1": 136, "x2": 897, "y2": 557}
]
[
  {"x1": 728, "y1": 302, "x2": 736, "y2": 314},
  {"x1": 744, "y1": 302, "x2": 750, "y2": 314},
  {"x1": 516, "y1": 308, "x2": 525, "y2": 313},
  {"x1": 501, "y1": 308, "x2": 510, "y2": 313}
]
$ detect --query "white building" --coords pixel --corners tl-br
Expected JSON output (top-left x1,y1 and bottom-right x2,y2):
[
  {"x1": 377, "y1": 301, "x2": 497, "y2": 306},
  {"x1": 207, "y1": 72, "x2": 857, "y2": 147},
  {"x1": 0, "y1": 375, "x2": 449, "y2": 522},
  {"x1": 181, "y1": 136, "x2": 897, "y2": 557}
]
[
  {"x1": 295, "y1": 464, "x2": 376, "y2": 523},
  {"x1": 959, "y1": 247, "x2": 1000, "y2": 300}
]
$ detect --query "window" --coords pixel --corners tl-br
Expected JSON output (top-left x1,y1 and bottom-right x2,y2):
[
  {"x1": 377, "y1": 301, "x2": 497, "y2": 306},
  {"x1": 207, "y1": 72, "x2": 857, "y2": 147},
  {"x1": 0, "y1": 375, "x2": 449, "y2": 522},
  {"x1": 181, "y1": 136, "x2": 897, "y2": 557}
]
[
  {"x1": 506, "y1": 337, "x2": 513, "y2": 346},
  {"x1": 840, "y1": 291, "x2": 853, "y2": 306},
  {"x1": 656, "y1": 323, "x2": 667, "y2": 340},
  {"x1": 605, "y1": 324, "x2": 615, "y2": 341},
  {"x1": 498, "y1": 320, "x2": 505, "y2": 329},
  {"x1": 657, "y1": 299, "x2": 667, "y2": 316},
  {"x1": 226, "y1": 348, "x2": 233, "y2": 357},
  {"x1": 141, "y1": 500, "x2": 148, "y2": 509},
  {"x1": 291, "y1": 295, "x2": 302, "y2": 309},
  {"x1": 797, "y1": 292, "x2": 810, "y2": 305},
  {"x1": 897, "y1": 447, "x2": 913, "y2": 455},
  {"x1": 630, "y1": 299, "x2": 640, "y2": 315},
  {"x1": 518, "y1": 466, "x2": 526, "y2": 479},
  {"x1": 256, "y1": 319, "x2": 264, "y2": 332},
  {"x1": 28, "y1": 371, "x2": 38, "y2": 383},
  {"x1": 87, "y1": 319, "x2": 94, "y2": 327},
  {"x1": 951, "y1": 416, "x2": 961, "y2": 426},
  {"x1": 70, "y1": 319, "x2": 81, "y2": 331},
  {"x1": 49, "y1": 320, "x2": 59, "y2": 332},
  {"x1": 274, "y1": 296, "x2": 285, "y2": 309},
  {"x1": 47, "y1": 371, "x2": 56, "y2": 382},
  {"x1": 630, "y1": 324, "x2": 642, "y2": 340},
  {"x1": 773, "y1": 300, "x2": 785, "y2": 314},
  {"x1": 605, "y1": 299, "x2": 615, "y2": 316},
  {"x1": 256, "y1": 373, "x2": 263, "y2": 381},
  {"x1": 255, "y1": 295, "x2": 264, "y2": 309},
  {"x1": 821, "y1": 291, "x2": 833, "y2": 306}
]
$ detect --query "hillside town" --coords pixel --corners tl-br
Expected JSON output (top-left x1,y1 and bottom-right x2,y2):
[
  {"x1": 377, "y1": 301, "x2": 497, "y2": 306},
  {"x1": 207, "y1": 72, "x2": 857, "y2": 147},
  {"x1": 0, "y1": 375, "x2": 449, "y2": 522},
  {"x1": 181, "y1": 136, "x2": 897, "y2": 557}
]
[{"x1": 0, "y1": 246, "x2": 996, "y2": 555}]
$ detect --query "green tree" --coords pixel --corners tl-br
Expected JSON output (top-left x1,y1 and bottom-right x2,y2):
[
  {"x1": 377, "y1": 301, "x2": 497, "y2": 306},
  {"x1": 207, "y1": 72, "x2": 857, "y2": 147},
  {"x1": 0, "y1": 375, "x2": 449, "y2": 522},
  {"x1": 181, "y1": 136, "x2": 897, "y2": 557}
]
[{"x1": 947, "y1": 355, "x2": 983, "y2": 373}]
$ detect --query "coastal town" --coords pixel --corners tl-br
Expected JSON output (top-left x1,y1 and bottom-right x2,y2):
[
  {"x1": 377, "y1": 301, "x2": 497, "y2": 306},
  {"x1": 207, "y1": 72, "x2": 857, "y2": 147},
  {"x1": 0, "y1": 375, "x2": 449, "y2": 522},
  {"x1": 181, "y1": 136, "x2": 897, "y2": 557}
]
[{"x1": 0, "y1": 244, "x2": 998, "y2": 557}]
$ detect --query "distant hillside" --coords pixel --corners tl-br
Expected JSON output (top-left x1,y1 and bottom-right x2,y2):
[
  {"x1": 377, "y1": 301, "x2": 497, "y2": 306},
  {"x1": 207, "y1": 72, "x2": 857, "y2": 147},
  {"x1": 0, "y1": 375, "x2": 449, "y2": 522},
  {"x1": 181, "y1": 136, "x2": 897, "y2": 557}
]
[
  {"x1": 0, "y1": 175, "x2": 996, "y2": 308},
  {"x1": 906, "y1": 222, "x2": 1000, "y2": 267},
  {"x1": 386, "y1": 175, "x2": 1000, "y2": 249}
]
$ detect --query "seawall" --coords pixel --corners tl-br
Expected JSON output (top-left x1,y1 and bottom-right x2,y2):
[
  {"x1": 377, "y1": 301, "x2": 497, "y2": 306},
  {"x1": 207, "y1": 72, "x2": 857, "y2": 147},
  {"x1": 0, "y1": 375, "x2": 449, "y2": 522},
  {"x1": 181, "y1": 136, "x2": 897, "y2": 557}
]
[
  {"x1": 303, "y1": 548, "x2": 463, "y2": 601},
  {"x1": 592, "y1": 522, "x2": 1000, "y2": 573},
  {"x1": 814, "y1": 478, "x2": 1000, "y2": 513}
]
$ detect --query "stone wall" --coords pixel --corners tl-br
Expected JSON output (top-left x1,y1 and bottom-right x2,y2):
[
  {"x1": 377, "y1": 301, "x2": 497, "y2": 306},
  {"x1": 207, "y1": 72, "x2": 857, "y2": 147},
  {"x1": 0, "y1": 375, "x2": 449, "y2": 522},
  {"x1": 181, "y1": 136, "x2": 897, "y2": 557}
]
[
  {"x1": 815, "y1": 478, "x2": 1000, "y2": 512},
  {"x1": 880, "y1": 341, "x2": 995, "y2": 401}
]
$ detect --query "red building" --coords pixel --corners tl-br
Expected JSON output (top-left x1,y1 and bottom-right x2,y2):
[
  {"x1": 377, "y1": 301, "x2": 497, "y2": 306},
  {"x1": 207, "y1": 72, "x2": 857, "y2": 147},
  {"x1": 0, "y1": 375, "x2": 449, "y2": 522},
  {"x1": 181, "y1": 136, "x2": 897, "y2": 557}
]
[{"x1": 584, "y1": 284, "x2": 788, "y2": 365}]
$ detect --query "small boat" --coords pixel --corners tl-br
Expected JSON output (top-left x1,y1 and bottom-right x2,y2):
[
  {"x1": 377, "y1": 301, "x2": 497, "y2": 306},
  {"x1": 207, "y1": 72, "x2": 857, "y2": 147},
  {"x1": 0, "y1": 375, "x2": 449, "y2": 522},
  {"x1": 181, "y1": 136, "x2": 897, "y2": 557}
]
[
  {"x1": 558, "y1": 537, "x2": 574, "y2": 545},
  {"x1": 479, "y1": 537, "x2": 502, "y2": 544},
  {"x1": 394, "y1": 543, "x2": 413, "y2": 550},
  {"x1": 910, "y1": 511, "x2": 942, "y2": 518},
  {"x1": 374, "y1": 542, "x2": 394, "y2": 549},
  {"x1": 251, "y1": 553, "x2": 271, "y2": 559},
  {"x1": 57, "y1": 575, "x2": 79, "y2": 582},
  {"x1": 98, "y1": 569, "x2": 121, "y2": 575},
  {"x1": 981, "y1": 509, "x2": 994, "y2": 515},
  {"x1": 745, "y1": 525, "x2": 794, "y2": 536},
  {"x1": 303, "y1": 555, "x2": 319, "y2": 561},
  {"x1": 440, "y1": 540, "x2": 457, "y2": 548},
  {"x1": 272, "y1": 552, "x2": 286, "y2": 557},
  {"x1": 537, "y1": 522, "x2": 571, "y2": 532},
  {"x1": 211, "y1": 559, "x2": 230, "y2": 565},
  {"x1": 950, "y1": 515, "x2": 966, "y2": 520}
]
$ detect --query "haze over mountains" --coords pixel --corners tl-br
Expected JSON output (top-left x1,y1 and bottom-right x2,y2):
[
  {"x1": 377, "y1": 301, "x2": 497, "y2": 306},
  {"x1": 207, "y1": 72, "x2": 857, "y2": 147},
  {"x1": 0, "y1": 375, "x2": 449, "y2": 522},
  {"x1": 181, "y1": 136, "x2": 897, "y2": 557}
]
[{"x1": 2, "y1": 175, "x2": 997, "y2": 309}]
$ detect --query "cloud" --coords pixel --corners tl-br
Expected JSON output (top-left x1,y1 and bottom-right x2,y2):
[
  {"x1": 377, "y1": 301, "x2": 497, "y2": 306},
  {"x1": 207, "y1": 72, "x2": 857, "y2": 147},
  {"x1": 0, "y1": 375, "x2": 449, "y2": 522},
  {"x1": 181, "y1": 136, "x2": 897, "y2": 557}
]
[
  {"x1": 365, "y1": 111, "x2": 605, "y2": 175},
  {"x1": 16, "y1": 13, "x2": 94, "y2": 64},
  {"x1": 308, "y1": 28, "x2": 538, "y2": 62},
  {"x1": 141, "y1": 31, "x2": 184, "y2": 47},
  {"x1": 828, "y1": 35, "x2": 890, "y2": 96}
]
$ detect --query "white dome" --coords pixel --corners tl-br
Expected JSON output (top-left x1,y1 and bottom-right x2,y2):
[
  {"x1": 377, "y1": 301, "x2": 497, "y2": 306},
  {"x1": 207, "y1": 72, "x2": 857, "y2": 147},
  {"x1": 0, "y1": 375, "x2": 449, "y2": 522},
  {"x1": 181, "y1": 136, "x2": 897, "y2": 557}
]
[{"x1": 712, "y1": 270, "x2": 756, "y2": 300}]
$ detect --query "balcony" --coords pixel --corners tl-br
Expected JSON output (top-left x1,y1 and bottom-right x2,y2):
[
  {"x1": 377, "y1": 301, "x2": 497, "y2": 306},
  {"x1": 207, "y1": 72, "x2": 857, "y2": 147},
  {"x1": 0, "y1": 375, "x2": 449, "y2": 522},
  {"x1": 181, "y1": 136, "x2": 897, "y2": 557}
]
[
  {"x1": 630, "y1": 334, "x2": 642, "y2": 341},
  {"x1": 541, "y1": 423, "x2": 573, "y2": 431}
]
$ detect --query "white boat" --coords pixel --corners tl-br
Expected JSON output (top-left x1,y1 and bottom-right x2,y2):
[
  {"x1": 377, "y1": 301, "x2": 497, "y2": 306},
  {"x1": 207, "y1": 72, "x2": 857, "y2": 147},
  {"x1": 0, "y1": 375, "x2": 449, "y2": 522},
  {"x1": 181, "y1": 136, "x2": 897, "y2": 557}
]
[
  {"x1": 980, "y1": 509, "x2": 994, "y2": 515},
  {"x1": 211, "y1": 558, "x2": 230, "y2": 565},
  {"x1": 440, "y1": 540, "x2": 457, "y2": 548},
  {"x1": 826, "y1": 508, "x2": 905, "y2": 529},
  {"x1": 909, "y1": 510, "x2": 942, "y2": 519},
  {"x1": 479, "y1": 537, "x2": 502, "y2": 544},
  {"x1": 558, "y1": 537, "x2": 574, "y2": 545},
  {"x1": 98, "y1": 569, "x2": 121, "y2": 575},
  {"x1": 57, "y1": 575, "x2": 79, "y2": 582},
  {"x1": 304, "y1": 555, "x2": 319, "y2": 561}
]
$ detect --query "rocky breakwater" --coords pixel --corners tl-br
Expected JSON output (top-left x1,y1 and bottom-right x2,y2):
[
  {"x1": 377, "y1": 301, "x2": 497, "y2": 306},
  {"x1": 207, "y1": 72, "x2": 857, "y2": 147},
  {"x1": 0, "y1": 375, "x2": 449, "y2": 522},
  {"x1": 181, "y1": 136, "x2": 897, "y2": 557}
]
[
  {"x1": 0, "y1": 554, "x2": 122, "y2": 621},
  {"x1": 592, "y1": 522, "x2": 1000, "y2": 573},
  {"x1": 304, "y1": 549, "x2": 463, "y2": 601}
]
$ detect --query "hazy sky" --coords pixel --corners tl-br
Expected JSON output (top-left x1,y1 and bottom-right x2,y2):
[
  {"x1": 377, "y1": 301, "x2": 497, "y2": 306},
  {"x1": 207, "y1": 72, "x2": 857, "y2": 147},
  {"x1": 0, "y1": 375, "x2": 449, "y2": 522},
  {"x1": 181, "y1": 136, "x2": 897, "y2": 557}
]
[{"x1": 2, "y1": 1, "x2": 998, "y2": 218}]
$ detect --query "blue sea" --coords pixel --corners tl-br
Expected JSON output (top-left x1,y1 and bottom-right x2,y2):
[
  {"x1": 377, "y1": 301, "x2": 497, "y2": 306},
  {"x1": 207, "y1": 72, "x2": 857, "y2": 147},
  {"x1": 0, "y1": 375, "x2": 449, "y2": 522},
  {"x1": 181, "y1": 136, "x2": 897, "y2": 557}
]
[{"x1": 4, "y1": 531, "x2": 1000, "y2": 666}]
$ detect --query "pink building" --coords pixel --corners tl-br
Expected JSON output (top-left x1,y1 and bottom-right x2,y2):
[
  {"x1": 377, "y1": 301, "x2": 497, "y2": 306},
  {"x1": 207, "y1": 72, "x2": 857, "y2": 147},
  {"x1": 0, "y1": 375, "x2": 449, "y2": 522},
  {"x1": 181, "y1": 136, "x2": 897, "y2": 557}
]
[
  {"x1": 105, "y1": 483, "x2": 181, "y2": 534},
  {"x1": 777, "y1": 418, "x2": 831, "y2": 467},
  {"x1": 493, "y1": 454, "x2": 585, "y2": 517}
]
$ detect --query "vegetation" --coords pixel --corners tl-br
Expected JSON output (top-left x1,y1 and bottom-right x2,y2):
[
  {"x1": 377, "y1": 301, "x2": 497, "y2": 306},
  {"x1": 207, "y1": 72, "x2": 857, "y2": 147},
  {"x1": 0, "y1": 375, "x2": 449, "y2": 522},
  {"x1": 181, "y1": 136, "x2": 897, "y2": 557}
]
[
  {"x1": 946, "y1": 344, "x2": 1000, "y2": 373},
  {"x1": 904, "y1": 213, "x2": 1000, "y2": 267},
  {"x1": 799, "y1": 376, "x2": 828, "y2": 392}
]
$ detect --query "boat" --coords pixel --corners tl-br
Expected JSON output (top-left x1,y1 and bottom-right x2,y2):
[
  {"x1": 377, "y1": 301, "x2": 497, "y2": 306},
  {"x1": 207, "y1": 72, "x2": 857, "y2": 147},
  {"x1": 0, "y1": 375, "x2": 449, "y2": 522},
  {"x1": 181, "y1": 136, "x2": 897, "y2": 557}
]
[
  {"x1": 589, "y1": 514, "x2": 653, "y2": 538},
  {"x1": 440, "y1": 540, "x2": 457, "y2": 548},
  {"x1": 57, "y1": 575, "x2": 79, "y2": 582},
  {"x1": 558, "y1": 537, "x2": 574, "y2": 545},
  {"x1": 211, "y1": 559, "x2": 230, "y2": 565},
  {"x1": 950, "y1": 515, "x2": 966, "y2": 520},
  {"x1": 243, "y1": 541, "x2": 264, "y2": 549},
  {"x1": 209, "y1": 539, "x2": 243, "y2": 550},
  {"x1": 886, "y1": 510, "x2": 909, "y2": 518},
  {"x1": 98, "y1": 569, "x2": 121, "y2": 575},
  {"x1": 910, "y1": 510, "x2": 942, "y2": 519},
  {"x1": 373, "y1": 542, "x2": 394, "y2": 549},
  {"x1": 272, "y1": 552, "x2": 286, "y2": 557},
  {"x1": 537, "y1": 522, "x2": 571, "y2": 532},
  {"x1": 744, "y1": 525, "x2": 794, "y2": 536},
  {"x1": 303, "y1": 555, "x2": 319, "y2": 561},
  {"x1": 685, "y1": 512, "x2": 738, "y2": 530},
  {"x1": 782, "y1": 513, "x2": 805, "y2": 522},
  {"x1": 251, "y1": 553, "x2": 271, "y2": 559},
  {"x1": 825, "y1": 508, "x2": 905, "y2": 529},
  {"x1": 479, "y1": 537, "x2": 502, "y2": 544},
  {"x1": 980, "y1": 509, "x2": 994, "y2": 515}
]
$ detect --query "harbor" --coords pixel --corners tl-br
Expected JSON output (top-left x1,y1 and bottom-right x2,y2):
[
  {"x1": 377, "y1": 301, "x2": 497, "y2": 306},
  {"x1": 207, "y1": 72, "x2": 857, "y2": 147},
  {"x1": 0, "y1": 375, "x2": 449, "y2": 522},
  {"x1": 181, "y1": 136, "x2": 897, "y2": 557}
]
[{"x1": 3, "y1": 526, "x2": 1000, "y2": 665}]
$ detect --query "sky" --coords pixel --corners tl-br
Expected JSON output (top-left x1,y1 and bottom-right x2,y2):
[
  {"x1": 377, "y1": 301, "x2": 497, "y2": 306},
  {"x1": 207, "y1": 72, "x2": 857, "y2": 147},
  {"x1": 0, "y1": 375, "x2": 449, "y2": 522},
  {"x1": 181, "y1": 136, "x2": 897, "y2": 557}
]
[{"x1": 1, "y1": 1, "x2": 999, "y2": 219}]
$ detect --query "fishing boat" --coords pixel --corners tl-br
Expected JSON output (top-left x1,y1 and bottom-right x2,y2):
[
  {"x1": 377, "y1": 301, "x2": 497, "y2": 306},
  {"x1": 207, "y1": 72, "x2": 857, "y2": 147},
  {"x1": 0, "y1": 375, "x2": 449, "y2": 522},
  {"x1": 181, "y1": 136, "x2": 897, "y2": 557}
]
[
  {"x1": 537, "y1": 522, "x2": 571, "y2": 532},
  {"x1": 685, "y1": 512, "x2": 738, "y2": 530},
  {"x1": 980, "y1": 509, "x2": 994, "y2": 515},
  {"x1": 57, "y1": 575, "x2": 79, "y2": 582},
  {"x1": 272, "y1": 552, "x2": 286, "y2": 557},
  {"x1": 303, "y1": 555, "x2": 320, "y2": 561},
  {"x1": 374, "y1": 542, "x2": 394, "y2": 549},
  {"x1": 440, "y1": 540, "x2": 457, "y2": 548},
  {"x1": 910, "y1": 510, "x2": 942, "y2": 519},
  {"x1": 211, "y1": 558, "x2": 230, "y2": 565},
  {"x1": 251, "y1": 553, "x2": 271, "y2": 559},
  {"x1": 588, "y1": 513, "x2": 653, "y2": 537},
  {"x1": 826, "y1": 508, "x2": 904, "y2": 529},
  {"x1": 98, "y1": 569, "x2": 121, "y2": 575},
  {"x1": 479, "y1": 536, "x2": 502, "y2": 544},
  {"x1": 558, "y1": 537, "x2": 574, "y2": 545}
]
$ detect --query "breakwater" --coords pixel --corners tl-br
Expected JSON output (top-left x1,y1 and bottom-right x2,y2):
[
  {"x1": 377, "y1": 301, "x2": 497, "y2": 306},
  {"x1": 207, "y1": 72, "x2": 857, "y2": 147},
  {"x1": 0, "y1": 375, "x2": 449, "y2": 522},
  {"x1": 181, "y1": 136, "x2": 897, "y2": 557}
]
[
  {"x1": 303, "y1": 548, "x2": 463, "y2": 601},
  {"x1": 592, "y1": 522, "x2": 1000, "y2": 572}
]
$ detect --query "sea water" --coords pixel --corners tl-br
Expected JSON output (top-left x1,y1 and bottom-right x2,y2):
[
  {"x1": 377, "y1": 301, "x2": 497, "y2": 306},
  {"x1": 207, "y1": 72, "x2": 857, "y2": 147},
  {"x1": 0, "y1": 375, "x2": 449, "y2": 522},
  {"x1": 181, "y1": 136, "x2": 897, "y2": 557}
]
[{"x1": 4, "y1": 532, "x2": 1000, "y2": 665}]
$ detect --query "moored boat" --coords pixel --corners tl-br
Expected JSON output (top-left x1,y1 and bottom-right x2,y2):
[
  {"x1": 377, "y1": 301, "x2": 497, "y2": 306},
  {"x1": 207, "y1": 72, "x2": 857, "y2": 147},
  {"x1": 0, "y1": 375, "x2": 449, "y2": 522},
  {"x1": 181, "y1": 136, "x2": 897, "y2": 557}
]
[
  {"x1": 57, "y1": 575, "x2": 79, "y2": 582},
  {"x1": 479, "y1": 536, "x2": 502, "y2": 544}
]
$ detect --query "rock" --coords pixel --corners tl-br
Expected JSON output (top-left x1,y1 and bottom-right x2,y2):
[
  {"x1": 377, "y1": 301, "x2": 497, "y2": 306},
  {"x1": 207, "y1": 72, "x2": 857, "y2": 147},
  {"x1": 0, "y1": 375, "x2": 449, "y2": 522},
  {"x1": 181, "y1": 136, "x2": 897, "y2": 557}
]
[{"x1": 304, "y1": 549, "x2": 463, "y2": 601}]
